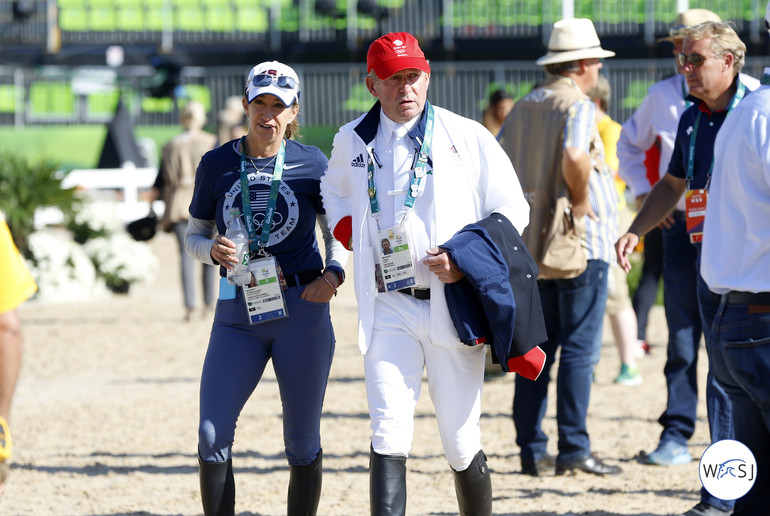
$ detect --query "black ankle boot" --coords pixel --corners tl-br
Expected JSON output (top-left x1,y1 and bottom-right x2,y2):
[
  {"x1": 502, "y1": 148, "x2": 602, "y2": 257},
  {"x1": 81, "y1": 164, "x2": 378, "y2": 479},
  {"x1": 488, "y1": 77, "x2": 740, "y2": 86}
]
[
  {"x1": 369, "y1": 447, "x2": 407, "y2": 516},
  {"x1": 287, "y1": 450, "x2": 323, "y2": 516},
  {"x1": 452, "y1": 450, "x2": 492, "y2": 516},
  {"x1": 199, "y1": 456, "x2": 235, "y2": 516}
]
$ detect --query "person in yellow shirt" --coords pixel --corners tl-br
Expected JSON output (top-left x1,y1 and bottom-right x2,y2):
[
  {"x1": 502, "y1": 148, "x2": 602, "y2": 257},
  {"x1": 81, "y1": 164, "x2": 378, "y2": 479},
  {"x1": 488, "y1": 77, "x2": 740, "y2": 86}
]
[
  {"x1": 0, "y1": 210, "x2": 37, "y2": 494},
  {"x1": 587, "y1": 75, "x2": 643, "y2": 385}
]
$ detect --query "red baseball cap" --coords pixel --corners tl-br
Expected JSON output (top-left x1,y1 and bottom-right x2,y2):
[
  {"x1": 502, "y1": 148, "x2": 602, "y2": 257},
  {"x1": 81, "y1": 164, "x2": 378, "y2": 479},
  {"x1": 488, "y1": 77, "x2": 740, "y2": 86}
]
[{"x1": 366, "y1": 32, "x2": 430, "y2": 80}]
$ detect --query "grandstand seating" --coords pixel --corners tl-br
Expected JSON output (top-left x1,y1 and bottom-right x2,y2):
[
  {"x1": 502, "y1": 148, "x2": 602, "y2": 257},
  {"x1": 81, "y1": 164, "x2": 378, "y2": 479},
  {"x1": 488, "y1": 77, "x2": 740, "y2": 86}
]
[
  {"x1": 28, "y1": 82, "x2": 75, "y2": 119},
  {"x1": 115, "y1": 0, "x2": 146, "y2": 32},
  {"x1": 86, "y1": 90, "x2": 119, "y2": 116},
  {"x1": 0, "y1": 85, "x2": 17, "y2": 114},
  {"x1": 0, "y1": 0, "x2": 765, "y2": 53},
  {"x1": 621, "y1": 79, "x2": 656, "y2": 110},
  {"x1": 1, "y1": 1, "x2": 767, "y2": 130}
]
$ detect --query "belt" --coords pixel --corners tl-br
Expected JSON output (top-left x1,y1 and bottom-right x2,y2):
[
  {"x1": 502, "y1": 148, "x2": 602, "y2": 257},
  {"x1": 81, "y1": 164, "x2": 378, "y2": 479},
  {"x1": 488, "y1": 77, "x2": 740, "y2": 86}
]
[
  {"x1": 284, "y1": 270, "x2": 322, "y2": 288},
  {"x1": 726, "y1": 291, "x2": 770, "y2": 306},
  {"x1": 398, "y1": 287, "x2": 431, "y2": 300}
]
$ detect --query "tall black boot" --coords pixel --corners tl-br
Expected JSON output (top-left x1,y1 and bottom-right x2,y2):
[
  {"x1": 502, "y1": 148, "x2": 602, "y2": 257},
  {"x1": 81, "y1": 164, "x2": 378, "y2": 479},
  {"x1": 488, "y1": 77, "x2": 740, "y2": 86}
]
[
  {"x1": 199, "y1": 456, "x2": 235, "y2": 516},
  {"x1": 369, "y1": 447, "x2": 407, "y2": 516},
  {"x1": 452, "y1": 450, "x2": 492, "y2": 516},
  {"x1": 287, "y1": 449, "x2": 323, "y2": 516}
]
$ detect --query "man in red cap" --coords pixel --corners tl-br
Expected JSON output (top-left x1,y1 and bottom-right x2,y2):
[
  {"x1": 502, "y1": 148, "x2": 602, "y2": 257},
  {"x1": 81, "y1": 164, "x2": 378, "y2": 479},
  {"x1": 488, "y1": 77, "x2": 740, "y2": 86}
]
[{"x1": 321, "y1": 32, "x2": 536, "y2": 515}]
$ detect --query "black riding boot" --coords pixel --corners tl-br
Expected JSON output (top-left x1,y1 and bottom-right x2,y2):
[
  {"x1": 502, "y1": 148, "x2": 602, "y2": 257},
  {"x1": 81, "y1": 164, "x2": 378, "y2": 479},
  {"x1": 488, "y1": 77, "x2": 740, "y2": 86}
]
[
  {"x1": 199, "y1": 456, "x2": 235, "y2": 516},
  {"x1": 287, "y1": 449, "x2": 323, "y2": 516},
  {"x1": 369, "y1": 447, "x2": 407, "y2": 516},
  {"x1": 452, "y1": 450, "x2": 492, "y2": 516}
]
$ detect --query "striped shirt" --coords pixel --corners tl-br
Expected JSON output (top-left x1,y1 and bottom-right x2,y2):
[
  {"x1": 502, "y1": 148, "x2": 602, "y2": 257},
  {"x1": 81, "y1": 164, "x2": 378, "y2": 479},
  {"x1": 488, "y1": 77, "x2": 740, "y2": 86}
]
[{"x1": 564, "y1": 98, "x2": 618, "y2": 264}]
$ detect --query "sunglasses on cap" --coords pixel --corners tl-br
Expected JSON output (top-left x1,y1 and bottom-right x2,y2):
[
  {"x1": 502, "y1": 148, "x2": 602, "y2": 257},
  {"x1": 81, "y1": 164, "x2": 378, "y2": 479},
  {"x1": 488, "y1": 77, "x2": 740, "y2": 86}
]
[
  {"x1": 252, "y1": 74, "x2": 297, "y2": 90},
  {"x1": 677, "y1": 52, "x2": 723, "y2": 68}
]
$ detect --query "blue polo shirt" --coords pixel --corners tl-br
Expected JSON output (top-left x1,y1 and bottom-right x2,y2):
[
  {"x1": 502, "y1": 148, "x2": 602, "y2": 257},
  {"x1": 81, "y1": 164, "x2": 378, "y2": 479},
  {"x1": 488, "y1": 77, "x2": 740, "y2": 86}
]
[{"x1": 668, "y1": 77, "x2": 750, "y2": 190}]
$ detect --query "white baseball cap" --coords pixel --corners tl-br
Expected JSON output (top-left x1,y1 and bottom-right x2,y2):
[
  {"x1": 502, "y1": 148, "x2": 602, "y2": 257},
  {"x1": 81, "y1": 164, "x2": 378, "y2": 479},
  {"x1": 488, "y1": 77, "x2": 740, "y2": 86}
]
[{"x1": 245, "y1": 61, "x2": 300, "y2": 107}]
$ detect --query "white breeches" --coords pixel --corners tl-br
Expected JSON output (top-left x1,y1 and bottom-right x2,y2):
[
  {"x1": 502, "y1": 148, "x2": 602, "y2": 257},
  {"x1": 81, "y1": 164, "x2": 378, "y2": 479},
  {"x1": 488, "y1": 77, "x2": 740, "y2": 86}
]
[{"x1": 364, "y1": 292, "x2": 486, "y2": 471}]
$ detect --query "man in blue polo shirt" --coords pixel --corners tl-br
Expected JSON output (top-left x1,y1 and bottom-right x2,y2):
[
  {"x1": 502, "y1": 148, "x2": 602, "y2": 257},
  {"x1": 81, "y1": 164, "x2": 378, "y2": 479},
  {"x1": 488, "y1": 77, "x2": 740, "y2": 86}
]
[{"x1": 616, "y1": 20, "x2": 758, "y2": 516}]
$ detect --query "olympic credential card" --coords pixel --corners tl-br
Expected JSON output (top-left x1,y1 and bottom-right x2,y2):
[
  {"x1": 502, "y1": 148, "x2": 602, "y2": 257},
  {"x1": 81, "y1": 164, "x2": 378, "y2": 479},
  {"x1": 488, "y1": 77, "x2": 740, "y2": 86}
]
[
  {"x1": 243, "y1": 257, "x2": 288, "y2": 324},
  {"x1": 377, "y1": 226, "x2": 416, "y2": 292}
]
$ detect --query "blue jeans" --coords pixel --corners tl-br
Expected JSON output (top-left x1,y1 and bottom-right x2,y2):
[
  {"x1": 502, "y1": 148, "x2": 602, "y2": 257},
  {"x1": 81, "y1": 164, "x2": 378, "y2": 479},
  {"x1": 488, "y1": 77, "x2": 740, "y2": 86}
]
[
  {"x1": 658, "y1": 213, "x2": 701, "y2": 445},
  {"x1": 633, "y1": 226, "x2": 663, "y2": 341},
  {"x1": 696, "y1": 257, "x2": 735, "y2": 511},
  {"x1": 709, "y1": 295, "x2": 770, "y2": 515},
  {"x1": 513, "y1": 259, "x2": 609, "y2": 464}
]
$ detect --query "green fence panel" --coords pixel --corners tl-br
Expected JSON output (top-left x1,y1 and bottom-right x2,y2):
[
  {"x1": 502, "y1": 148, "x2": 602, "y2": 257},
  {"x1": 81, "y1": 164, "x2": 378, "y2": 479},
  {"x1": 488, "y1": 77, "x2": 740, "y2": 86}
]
[
  {"x1": 0, "y1": 85, "x2": 16, "y2": 114},
  {"x1": 29, "y1": 82, "x2": 75, "y2": 116}
]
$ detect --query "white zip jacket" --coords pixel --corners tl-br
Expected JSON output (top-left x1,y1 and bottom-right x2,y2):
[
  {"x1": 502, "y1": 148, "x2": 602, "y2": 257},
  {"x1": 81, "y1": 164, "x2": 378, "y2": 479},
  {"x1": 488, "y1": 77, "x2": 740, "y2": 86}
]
[{"x1": 321, "y1": 102, "x2": 529, "y2": 354}]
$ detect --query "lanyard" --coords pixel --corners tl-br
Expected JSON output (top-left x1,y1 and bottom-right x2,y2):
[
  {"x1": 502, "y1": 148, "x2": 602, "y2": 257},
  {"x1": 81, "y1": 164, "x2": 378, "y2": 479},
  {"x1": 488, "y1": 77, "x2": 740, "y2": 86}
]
[
  {"x1": 685, "y1": 81, "x2": 746, "y2": 189},
  {"x1": 239, "y1": 137, "x2": 286, "y2": 251},
  {"x1": 367, "y1": 104, "x2": 434, "y2": 226}
]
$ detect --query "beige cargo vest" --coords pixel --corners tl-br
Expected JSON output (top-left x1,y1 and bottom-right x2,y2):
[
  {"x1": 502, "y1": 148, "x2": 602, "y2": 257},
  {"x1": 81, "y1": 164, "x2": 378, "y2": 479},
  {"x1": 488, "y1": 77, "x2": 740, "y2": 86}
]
[{"x1": 501, "y1": 75, "x2": 605, "y2": 263}]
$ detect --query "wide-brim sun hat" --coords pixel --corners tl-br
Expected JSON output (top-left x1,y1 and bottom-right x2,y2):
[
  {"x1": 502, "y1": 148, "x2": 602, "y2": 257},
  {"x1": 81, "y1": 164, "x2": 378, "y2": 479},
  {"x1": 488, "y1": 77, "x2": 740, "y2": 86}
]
[
  {"x1": 367, "y1": 32, "x2": 431, "y2": 80},
  {"x1": 658, "y1": 8, "x2": 721, "y2": 42},
  {"x1": 245, "y1": 61, "x2": 300, "y2": 108},
  {"x1": 536, "y1": 18, "x2": 615, "y2": 66}
]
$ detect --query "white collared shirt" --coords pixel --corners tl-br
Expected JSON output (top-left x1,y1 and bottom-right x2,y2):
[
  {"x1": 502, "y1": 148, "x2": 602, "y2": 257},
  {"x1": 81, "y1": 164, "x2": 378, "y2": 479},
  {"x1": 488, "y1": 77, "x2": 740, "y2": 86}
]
[
  {"x1": 702, "y1": 71, "x2": 770, "y2": 294},
  {"x1": 372, "y1": 110, "x2": 433, "y2": 288}
]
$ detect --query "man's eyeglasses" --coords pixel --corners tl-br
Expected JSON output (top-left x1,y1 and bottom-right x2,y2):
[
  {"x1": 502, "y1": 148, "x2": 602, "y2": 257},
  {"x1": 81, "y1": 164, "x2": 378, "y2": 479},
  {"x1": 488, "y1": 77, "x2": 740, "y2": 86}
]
[
  {"x1": 677, "y1": 52, "x2": 723, "y2": 68},
  {"x1": 252, "y1": 74, "x2": 297, "y2": 90}
]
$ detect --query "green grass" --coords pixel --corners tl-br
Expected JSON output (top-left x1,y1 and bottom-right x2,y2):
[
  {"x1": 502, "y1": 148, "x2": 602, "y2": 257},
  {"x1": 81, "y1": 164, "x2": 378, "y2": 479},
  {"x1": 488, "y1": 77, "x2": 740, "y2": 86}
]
[
  {"x1": 0, "y1": 126, "x2": 178, "y2": 170},
  {"x1": 0, "y1": 125, "x2": 340, "y2": 170}
]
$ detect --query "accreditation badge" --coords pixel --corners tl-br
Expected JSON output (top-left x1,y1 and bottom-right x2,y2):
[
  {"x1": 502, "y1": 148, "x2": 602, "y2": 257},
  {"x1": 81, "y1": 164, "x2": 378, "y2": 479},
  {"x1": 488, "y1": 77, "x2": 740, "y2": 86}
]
[
  {"x1": 376, "y1": 225, "x2": 416, "y2": 292},
  {"x1": 685, "y1": 188, "x2": 708, "y2": 244},
  {"x1": 242, "y1": 256, "x2": 288, "y2": 324}
]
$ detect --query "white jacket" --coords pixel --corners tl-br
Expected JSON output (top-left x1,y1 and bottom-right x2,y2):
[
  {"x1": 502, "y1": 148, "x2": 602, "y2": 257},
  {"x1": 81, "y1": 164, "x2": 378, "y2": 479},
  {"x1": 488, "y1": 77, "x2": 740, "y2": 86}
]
[{"x1": 321, "y1": 102, "x2": 529, "y2": 354}]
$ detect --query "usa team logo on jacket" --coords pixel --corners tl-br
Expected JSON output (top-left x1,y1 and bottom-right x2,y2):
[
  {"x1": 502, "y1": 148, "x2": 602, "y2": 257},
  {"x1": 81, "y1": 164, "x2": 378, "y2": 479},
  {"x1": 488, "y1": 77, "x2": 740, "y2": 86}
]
[{"x1": 222, "y1": 172, "x2": 299, "y2": 246}]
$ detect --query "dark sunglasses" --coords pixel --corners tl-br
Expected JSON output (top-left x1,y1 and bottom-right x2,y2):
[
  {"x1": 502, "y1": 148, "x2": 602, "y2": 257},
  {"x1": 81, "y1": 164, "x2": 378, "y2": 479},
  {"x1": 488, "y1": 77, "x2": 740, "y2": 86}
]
[
  {"x1": 677, "y1": 52, "x2": 723, "y2": 68},
  {"x1": 252, "y1": 74, "x2": 297, "y2": 90}
]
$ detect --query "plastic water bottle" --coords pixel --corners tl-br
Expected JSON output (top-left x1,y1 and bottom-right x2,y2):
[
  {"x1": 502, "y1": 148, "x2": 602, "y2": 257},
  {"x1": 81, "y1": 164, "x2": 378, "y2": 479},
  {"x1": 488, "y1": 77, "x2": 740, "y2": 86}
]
[{"x1": 225, "y1": 208, "x2": 251, "y2": 286}]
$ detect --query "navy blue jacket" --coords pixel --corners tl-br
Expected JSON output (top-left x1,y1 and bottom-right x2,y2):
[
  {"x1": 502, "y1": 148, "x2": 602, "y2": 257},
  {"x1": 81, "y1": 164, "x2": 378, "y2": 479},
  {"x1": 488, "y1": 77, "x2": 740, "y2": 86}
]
[{"x1": 440, "y1": 213, "x2": 547, "y2": 379}]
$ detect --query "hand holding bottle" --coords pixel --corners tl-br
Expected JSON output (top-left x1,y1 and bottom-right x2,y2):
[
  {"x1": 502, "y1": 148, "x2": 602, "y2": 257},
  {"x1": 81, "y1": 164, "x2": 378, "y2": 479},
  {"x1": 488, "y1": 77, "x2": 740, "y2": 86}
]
[{"x1": 210, "y1": 208, "x2": 253, "y2": 286}]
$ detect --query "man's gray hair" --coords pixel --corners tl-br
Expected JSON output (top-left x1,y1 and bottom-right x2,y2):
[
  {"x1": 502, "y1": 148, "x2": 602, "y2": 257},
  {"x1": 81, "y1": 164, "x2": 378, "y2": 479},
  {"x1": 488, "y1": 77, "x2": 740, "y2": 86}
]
[
  {"x1": 587, "y1": 75, "x2": 611, "y2": 113},
  {"x1": 681, "y1": 21, "x2": 746, "y2": 76},
  {"x1": 544, "y1": 60, "x2": 581, "y2": 76}
]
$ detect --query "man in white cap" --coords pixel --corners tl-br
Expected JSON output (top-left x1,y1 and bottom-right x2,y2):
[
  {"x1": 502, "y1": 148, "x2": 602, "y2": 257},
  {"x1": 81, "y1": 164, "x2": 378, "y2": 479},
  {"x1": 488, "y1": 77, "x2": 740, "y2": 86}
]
[
  {"x1": 500, "y1": 18, "x2": 622, "y2": 476},
  {"x1": 322, "y1": 31, "x2": 542, "y2": 516},
  {"x1": 699, "y1": 3, "x2": 770, "y2": 514},
  {"x1": 616, "y1": 19, "x2": 759, "y2": 516}
]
